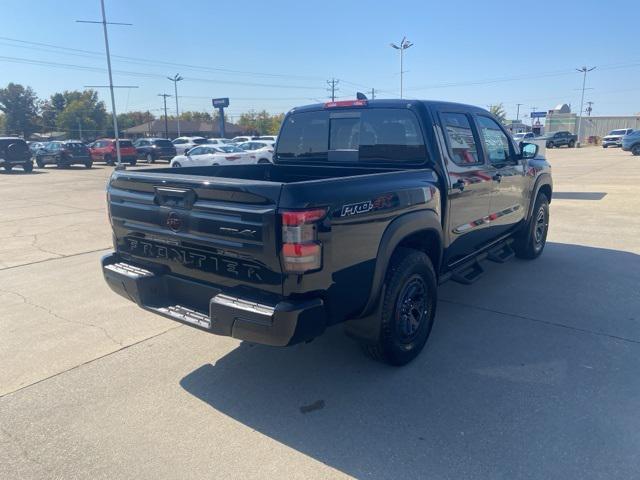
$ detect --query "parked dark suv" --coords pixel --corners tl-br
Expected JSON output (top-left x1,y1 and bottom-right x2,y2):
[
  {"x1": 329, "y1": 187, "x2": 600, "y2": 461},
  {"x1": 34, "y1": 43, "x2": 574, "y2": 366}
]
[
  {"x1": 35, "y1": 141, "x2": 92, "y2": 168},
  {"x1": 0, "y1": 137, "x2": 34, "y2": 172},
  {"x1": 133, "y1": 138, "x2": 177, "y2": 163},
  {"x1": 542, "y1": 131, "x2": 577, "y2": 148}
]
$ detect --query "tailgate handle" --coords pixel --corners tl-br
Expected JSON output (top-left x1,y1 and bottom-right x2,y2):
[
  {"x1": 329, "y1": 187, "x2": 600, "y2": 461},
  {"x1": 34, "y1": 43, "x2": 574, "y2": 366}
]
[{"x1": 153, "y1": 187, "x2": 197, "y2": 208}]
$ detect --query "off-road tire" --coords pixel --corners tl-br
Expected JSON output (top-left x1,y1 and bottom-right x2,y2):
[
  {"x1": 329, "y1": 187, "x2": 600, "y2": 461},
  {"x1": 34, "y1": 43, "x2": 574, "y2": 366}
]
[
  {"x1": 514, "y1": 193, "x2": 549, "y2": 259},
  {"x1": 365, "y1": 248, "x2": 437, "y2": 366}
]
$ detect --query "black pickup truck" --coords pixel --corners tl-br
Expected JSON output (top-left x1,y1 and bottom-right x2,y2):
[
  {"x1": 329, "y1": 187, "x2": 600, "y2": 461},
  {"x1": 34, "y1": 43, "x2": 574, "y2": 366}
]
[{"x1": 102, "y1": 99, "x2": 552, "y2": 365}]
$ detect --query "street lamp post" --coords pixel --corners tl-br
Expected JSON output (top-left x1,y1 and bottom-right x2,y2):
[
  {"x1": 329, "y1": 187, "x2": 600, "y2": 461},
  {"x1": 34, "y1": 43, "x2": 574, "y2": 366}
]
[
  {"x1": 168, "y1": 74, "x2": 183, "y2": 136},
  {"x1": 390, "y1": 37, "x2": 413, "y2": 99},
  {"x1": 576, "y1": 66, "x2": 596, "y2": 147}
]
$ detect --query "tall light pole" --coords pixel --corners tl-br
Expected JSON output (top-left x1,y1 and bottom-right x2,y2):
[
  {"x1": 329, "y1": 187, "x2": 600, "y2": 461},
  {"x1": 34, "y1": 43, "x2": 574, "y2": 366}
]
[
  {"x1": 168, "y1": 74, "x2": 183, "y2": 137},
  {"x1": 576, "y1": 66, "x2": 596, "y2": 147},
  {"x1": 390, "y1": 37, "x2": 413, "y2": 99}
]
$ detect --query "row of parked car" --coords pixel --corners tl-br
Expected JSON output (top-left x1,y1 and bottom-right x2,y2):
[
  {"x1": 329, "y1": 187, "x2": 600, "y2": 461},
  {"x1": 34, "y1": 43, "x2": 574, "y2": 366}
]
[
  {"x1": 0, "y1": 134, "x2": 278, "y2": 172},
  {"x1": 512, "y1": 128, "x2": 640, "y2": 153}
]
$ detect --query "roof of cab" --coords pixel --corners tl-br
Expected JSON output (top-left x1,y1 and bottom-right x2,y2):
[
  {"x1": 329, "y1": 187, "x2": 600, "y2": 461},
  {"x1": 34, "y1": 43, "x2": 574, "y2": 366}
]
[{"x1": 288, "y1": 99, "x2": 490, "y2": 115}]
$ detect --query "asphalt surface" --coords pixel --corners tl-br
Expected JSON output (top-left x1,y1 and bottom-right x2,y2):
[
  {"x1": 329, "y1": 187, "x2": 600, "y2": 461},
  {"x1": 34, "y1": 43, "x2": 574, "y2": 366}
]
[{"x1": 1, "y1": 148, "x2": 639, "y2": 479}]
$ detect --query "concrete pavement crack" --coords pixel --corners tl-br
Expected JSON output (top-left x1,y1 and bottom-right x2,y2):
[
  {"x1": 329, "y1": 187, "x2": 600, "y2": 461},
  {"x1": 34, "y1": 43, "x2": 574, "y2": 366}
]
[
  {"x1": 440, "y1": 298, "x2": 640, "y2": 346},
  {"x1": 0, "y1": 325, "x2": 183, "y2": 399},
  {"x1": 0, "y1": 288, "x2": 123, "y2": 347},
  {"x1": 0, "y1": 247, "x2": 111, "y2": 272}
]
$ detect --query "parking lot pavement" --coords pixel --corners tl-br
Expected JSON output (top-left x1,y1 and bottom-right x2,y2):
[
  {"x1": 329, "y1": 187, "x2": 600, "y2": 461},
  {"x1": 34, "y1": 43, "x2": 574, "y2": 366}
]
[{"x1": 1, "y1": 148, "x2": 639, "y2": 479}]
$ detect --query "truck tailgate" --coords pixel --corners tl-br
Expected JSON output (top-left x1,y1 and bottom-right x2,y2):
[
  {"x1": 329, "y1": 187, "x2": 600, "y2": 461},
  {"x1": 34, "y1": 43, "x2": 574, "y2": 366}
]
[{"x1": 108, "y1": 170, "x2": 284, "y2": 296}]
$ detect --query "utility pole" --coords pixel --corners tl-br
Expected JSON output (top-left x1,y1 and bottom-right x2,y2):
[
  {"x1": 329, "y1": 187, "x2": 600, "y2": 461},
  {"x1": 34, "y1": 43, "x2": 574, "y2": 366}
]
[
  {"x1": 390, "y1": 37, "x2": 413, "y2": 99},
  {"x1": 516, "y1": 103, "x2": 523, "y2": 121},
  {"x1": 158, "y1": 93, "x2": 171, "y2": 138},
  {"x1": 77, "y1": 0, "x2": 132, "y2": 169},
  {"x1": 326, "y1": 78, "x2": 339, "y2": 101},
  {"x1": 576, "y1": 66, "x2": 596, "y2": 147},
  {"x1": 586, "y1": 101, "x2": 594, "y2": 116},
  {"x1": 370, "y1": 88, "x2": 375, "y2": 100},
  {"x1": 168, "y1": 74, "x2": 184, "y2": 136}
]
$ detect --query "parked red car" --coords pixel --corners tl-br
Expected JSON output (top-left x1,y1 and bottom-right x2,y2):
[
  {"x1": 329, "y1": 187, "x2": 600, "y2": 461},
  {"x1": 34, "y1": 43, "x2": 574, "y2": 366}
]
[{"x1": 89, "y1": 139, "x2": 137, "y2": 165}]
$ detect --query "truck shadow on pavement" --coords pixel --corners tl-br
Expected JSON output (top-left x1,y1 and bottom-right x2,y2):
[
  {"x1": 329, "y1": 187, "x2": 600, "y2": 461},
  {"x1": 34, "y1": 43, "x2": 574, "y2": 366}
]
[{"x1": 180, "y1": 242, "x2": 640, "y2": 479}]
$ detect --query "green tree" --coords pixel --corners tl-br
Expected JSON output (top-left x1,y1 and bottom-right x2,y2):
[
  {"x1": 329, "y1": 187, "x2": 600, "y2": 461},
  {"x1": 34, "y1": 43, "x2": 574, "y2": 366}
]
[
  {"x1": 0, "y1": 83, "x2": 40, "y2": 137},
  {"x1": 53, "y1": 90, "x2": 108, "y2": 139},
  {"x1": 489, "y1": 103, "x2": 507, "y2": 124},
  {"x1": 238, "y1": 110, "x2": 284, "y2": 135},
  {"x1": 0, "y1": 113, "x2": 5, "y2": 134},
  {"x1": 179, "y1": 111, "x2": 212, "y2": 122},
  {"x1": 117, "y1": 111, "x2": 155, "y2": 131},
  {"x1": 40, "y1": 92, "x2": 66, "y2": 132}
]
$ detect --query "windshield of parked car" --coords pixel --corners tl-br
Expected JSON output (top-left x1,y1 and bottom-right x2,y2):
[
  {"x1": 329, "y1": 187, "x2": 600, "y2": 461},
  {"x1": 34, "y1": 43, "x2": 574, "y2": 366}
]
[
  {"x1": 609, "y1": 129, "x2": 628, "y2": 136},
  {"x1": 153, "y1": 140, "x2": 173, "y2": 147},
  {"x1": 277, "y1": 108, "x2": 427, "y2": 164}
]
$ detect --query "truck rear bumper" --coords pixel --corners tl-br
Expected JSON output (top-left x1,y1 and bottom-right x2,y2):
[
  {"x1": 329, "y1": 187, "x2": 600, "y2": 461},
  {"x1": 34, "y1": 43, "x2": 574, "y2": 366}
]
[{"x1": 101, "y1": 253, "x2": 327, "y2": 346}]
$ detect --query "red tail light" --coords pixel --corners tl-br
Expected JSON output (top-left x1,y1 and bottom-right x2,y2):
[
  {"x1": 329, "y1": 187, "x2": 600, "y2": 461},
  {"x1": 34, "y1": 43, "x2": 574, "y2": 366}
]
[{"x1": 280, "y1": 208, "x2": 326, "y2": 273}]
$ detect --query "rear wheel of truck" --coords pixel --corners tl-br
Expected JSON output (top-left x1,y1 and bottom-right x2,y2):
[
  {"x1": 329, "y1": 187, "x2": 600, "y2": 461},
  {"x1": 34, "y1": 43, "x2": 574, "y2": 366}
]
[
  {"x1": 514, "y1": 193, "x2": 549, "y2": 260},
  {"x1": 365, "y1": 248, "x2": 437, "y2": 366}
]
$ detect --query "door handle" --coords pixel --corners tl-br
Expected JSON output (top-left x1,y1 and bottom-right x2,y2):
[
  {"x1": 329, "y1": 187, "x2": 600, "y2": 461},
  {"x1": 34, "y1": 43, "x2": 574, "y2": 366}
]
[
  {"x1": 452, "y1": 179, "x2": 465, "y2": 191},
  {"x1": 492, "y1": 173, "x2": 502, "y2": 182}
]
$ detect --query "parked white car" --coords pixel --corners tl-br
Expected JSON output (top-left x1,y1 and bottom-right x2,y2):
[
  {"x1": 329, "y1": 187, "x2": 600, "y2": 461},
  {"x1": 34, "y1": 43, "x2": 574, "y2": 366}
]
[
  {"x1": 172, "y1": 136, "x2": 207, "y2": 155},
  {"x1": 255, "y1": 135, "x2": 277, "y2": 142},
  {"x1": 169, "y1": 144, "x2": 252, "y2": 167},
  {"x1": 237, "y1": 141, "x2": 275, "y2": 163},
  {"x1": 206, "y1": 138, "x2": 231, "y2": 145},
  {"x1": 229, "y1": 136, "x2": 256, "y2": 144}
]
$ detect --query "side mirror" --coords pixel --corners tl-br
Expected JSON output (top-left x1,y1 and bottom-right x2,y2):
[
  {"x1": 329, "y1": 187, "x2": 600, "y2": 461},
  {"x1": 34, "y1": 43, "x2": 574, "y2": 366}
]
[{"x1": 521, "y1": 142, "x2": 539, "y2": 160}]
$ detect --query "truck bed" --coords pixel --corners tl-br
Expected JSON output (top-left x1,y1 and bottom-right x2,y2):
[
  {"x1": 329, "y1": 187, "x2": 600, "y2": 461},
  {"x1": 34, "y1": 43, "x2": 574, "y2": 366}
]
[{"x1": 138, "y1": 163, "x2": 401, "y2": 183}]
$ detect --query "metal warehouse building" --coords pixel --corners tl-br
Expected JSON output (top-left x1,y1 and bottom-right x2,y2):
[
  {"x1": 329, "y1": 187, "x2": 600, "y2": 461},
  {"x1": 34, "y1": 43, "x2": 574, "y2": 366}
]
[{"x1": 545, "y1": 104, "x2": 640, "y2": 143}]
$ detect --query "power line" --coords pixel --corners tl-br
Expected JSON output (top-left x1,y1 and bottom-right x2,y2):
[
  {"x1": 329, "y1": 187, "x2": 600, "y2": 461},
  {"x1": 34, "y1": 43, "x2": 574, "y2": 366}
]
[
  {"x1": 0, "y1": 36, "x2": 327, "y2": 82},
  {"x1": 0, "y1": 55, "x2": 325, "y2": 91}
]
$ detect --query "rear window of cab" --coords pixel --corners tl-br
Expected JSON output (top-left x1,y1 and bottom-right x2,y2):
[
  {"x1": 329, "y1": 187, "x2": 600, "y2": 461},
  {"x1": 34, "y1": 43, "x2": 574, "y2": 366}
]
[{"x1": 277, "y1": 108, "x2": 427, "y2": 164}]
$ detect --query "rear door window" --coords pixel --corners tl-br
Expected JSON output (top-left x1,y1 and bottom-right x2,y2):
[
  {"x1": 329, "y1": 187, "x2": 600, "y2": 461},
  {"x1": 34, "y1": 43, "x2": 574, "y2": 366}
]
[{"x1": 440, "y1": 112, "x2": 481, "y2": 165}]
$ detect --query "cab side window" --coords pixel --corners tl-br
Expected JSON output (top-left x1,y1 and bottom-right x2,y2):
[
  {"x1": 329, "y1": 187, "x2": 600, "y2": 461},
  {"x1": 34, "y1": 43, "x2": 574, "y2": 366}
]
[
  {"x1": 441, "y1": 112, "x2": 481, "y2": 165},
  {"x1": 477, "y1": 116, "x2": 511, "y2": 164}
]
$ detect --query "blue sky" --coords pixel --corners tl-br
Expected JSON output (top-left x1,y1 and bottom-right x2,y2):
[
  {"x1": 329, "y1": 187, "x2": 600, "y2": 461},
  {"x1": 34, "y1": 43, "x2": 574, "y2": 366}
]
[{"x1": 1, "y1": 0, "x2": 638, "y2": 122}]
